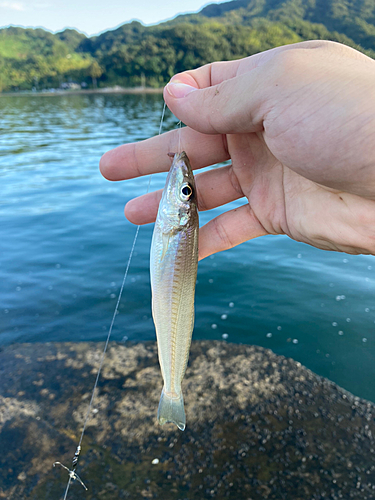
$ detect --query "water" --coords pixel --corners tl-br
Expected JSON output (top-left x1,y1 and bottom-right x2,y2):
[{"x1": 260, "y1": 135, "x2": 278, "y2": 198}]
[{"x1": 1, "y1": 93, "x2": 375, "y2": 402}]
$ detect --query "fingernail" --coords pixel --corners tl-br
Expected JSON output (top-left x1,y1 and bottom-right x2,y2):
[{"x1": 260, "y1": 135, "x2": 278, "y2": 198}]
[{"x1": 166, "y1": 82, "x2": 197, "y2": 98}]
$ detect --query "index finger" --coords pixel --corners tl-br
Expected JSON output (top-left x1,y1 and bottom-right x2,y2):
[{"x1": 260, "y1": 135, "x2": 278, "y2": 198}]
[{"x1": 99, "y1": 126, "x2": 229, "y2": 181}]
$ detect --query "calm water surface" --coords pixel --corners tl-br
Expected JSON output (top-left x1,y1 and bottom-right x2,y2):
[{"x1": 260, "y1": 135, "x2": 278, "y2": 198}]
[{"x1": 1, "y1": 93, "x2": 375, "y2": 401}]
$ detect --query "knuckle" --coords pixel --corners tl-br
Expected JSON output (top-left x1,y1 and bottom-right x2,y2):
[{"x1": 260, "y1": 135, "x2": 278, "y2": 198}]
[
  {"x1": 213, "y1": 217, "x2": 234, "y2": 251},
  {"x1": 227, "y1": 166, "x2": 243, "y2": 198},
  {"x1": 196, "y1": 189, "x2": 207, "y2": 212}
]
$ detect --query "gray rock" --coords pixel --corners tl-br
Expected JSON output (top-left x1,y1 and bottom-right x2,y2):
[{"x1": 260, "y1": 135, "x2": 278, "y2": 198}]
[{"x1": 0, "y1": 341, "x2": 374, "y2": 499}]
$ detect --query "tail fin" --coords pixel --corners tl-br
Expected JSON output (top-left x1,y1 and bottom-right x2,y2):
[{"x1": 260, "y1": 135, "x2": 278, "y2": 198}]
[{"x1": 157, "y1": 388, "x2": 186, "y2": 431}]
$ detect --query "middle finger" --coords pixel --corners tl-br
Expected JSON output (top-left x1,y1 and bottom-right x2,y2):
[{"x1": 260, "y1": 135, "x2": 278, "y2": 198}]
[{"x1": 125, "y1": 163, "x2": 245, "y2": 224}]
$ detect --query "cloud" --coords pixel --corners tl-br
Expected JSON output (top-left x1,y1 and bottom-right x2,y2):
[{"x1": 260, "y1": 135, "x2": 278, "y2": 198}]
[{"x1": 0, "y1": 1, "x2": 25, "y2": 10}]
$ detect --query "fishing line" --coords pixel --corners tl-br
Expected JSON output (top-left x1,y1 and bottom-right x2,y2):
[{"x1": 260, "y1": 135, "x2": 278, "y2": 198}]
[
  {"x1": 177, "y1": 120, "x2": 182, "y2": 153},
  {"x1": 54, "y1": 100, "x2": 167, "y2": 500}
]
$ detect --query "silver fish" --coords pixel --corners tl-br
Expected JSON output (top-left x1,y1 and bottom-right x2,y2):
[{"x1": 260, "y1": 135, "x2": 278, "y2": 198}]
[{"x1": 150, "y1": 151, "x2": 199, "y2": 431}]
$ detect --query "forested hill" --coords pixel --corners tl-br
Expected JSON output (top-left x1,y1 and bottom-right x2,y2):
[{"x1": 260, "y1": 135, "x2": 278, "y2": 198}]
[
  {"x1": 1, "y1": 0, "x2": 375, "y2": 92},
  {"x1": 195, "y1": 0, "x2": 375, "y2": 52}
]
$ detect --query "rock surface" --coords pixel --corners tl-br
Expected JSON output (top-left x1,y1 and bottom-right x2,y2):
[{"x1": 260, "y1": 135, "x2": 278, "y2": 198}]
[{"x1": 0, "y1": 340, "x2": 375, "y2": 499}]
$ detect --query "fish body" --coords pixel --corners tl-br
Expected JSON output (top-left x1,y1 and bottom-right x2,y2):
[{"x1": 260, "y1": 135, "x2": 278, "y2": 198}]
[{"x1": 150, "y1": 151, "x2": 199, "y2": 431}]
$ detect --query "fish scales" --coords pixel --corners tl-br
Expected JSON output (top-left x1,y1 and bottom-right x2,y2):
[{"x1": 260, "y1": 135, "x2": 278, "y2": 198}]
[{"x1": 150, "y1": 151, "x2": 198, "y2": 431}]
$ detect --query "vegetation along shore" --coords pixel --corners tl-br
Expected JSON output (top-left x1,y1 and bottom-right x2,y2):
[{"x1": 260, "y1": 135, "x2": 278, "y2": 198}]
[
  {"x1": 1, "y1": 0, "x2": 375, "y2": 93},
  {"x1": 0, "y1": 86, "x2": 163, "y2": 97}
]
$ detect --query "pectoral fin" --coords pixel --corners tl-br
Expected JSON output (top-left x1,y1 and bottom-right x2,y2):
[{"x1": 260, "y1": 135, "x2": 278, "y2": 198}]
[{"x1": 160, "y1": 232, "x2": 170, "y2": 262}]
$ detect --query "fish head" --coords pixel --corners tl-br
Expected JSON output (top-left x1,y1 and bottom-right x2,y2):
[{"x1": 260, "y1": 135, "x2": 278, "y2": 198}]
[{"x1": 159, "y1": 151, "x2": 198, "y2": 231}]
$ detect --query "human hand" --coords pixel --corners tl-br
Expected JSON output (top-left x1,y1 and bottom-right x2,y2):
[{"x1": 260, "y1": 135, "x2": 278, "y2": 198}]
[{"x1": 100, "y1": 40, "x2": 375, "y2": 260}]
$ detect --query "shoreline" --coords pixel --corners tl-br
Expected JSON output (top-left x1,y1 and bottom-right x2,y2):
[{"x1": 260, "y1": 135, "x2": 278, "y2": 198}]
[{"x1": 0, "y1": 86, "x2": 164, "y2": 97}]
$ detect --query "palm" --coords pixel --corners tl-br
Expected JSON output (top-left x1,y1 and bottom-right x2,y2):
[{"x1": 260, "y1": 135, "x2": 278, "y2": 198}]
[{"x1": 226, "y1": 131, "x2": 374, "y2": 255}]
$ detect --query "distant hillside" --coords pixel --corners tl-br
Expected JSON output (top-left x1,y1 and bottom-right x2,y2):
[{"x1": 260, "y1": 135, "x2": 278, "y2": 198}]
[
  {"x1": 0, "y1": 26, "x2": 94, "y2": 91},
  {"x1": 79, "y1": 20, "x2": 303, "y2": 89},
  {"x1": 1, "y1": 0, "x2": 375, "y2": 92},
  {"x1": 194, "y1": 0, "x2": 375, "y2": 52}
]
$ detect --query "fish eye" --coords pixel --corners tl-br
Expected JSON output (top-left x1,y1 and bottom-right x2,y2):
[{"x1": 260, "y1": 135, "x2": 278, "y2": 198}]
[{"x1": 181, "y1": 184, "x2": 193, "y2": 198}]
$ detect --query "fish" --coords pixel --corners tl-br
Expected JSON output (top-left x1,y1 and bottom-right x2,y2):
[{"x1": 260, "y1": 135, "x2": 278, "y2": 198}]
[{"x1": 150, "y1": 151, "x2": 199, "y2": 431}]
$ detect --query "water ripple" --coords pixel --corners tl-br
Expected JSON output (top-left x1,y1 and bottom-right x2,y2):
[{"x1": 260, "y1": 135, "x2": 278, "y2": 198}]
[{"x1": 1, "y1": 93, "x2": 375, "y2": 402}]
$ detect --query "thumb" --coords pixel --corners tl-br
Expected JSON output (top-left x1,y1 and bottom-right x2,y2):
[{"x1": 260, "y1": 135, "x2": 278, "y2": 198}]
[{"x1": 163, "y1": 69, "x2": 268, "y2": 135}]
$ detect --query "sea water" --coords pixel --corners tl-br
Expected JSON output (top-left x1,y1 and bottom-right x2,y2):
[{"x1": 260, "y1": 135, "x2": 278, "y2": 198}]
[{"x1": 1, "y1": 93, "x2": 374, "y2": 401}]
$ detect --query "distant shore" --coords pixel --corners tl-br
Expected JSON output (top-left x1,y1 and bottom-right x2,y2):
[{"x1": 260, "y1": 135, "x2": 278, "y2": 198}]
[{"x1": 0, "y1": 86, "x2": 164, "y2": 97}]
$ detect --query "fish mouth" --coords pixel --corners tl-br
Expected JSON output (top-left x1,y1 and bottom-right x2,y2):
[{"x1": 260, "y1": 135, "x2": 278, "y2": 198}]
[
  {"x1": 164, "y1": 151, "x2": 194, "y2": 190},
  {"x1": 167, "y1": 151, "x2": 188, "y2": 161},
  {"x1": 177, "y1": 151, "x2": 188, "y2": 161}
]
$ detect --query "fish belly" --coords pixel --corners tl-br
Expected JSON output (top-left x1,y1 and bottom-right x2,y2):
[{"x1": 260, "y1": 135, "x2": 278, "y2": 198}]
[{"x1": 150, "y1": 224, "x2": 198, "y2": 430}]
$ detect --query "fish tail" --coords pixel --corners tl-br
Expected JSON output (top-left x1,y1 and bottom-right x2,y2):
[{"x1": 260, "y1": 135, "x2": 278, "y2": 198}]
[{"x1": 157, "y1": 388, "x2": 186, "y2": 431}]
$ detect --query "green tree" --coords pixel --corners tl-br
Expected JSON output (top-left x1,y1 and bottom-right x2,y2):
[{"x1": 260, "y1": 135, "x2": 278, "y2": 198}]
[
  {"x1": 1, "y1": 0, "x2": 375, "y2": 93},
  {"x1": 88, "y1": 60, "x2": 103, "y2": 88}
]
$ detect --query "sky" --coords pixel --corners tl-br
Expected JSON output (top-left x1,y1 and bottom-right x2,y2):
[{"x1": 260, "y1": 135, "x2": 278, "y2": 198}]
[{"x1": 0, "y1": 0, "x2": 221, "y2": 36}]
